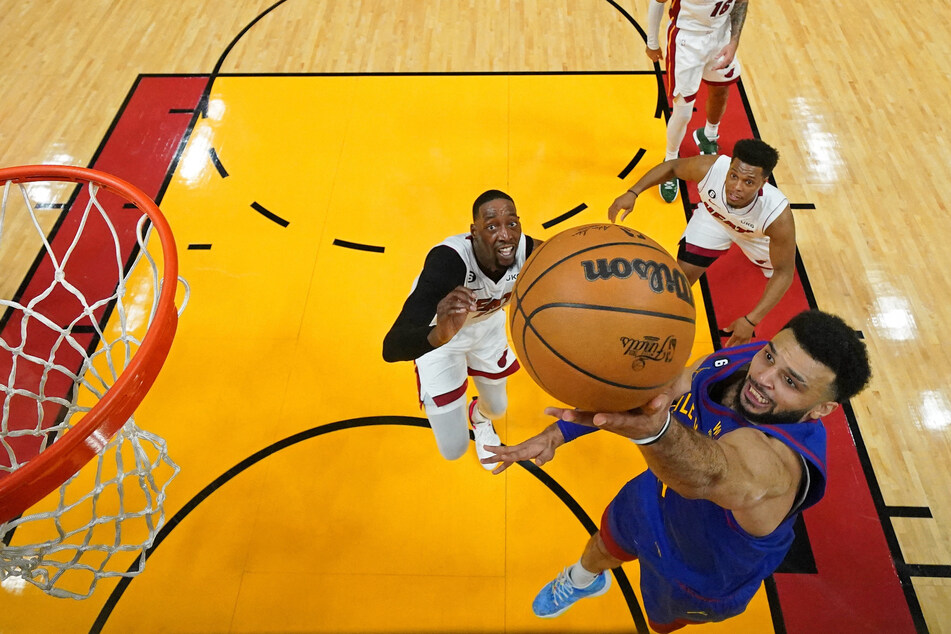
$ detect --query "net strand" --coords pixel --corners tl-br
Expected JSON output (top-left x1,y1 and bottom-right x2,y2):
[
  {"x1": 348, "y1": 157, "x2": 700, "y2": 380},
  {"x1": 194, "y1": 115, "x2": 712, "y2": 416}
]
[{"x1": 0, "y1": 174, "x2": 180, "y2": 600}]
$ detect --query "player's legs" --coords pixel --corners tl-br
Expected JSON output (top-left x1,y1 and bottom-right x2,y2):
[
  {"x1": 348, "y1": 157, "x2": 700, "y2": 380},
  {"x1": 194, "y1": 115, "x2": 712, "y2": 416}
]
[
  {"x1": 663, "y1": 29, "x2": 706, "y2": 202},
  {"x1": 470, "y1": 374, "x2": 508, "y2": 419},
  {"x1": 666, "y1": 97, "x2": 694, "y2": 161},
  {"x1": 422, "y1": 396, "x2": 471, "y2": 461},
  {"x1": 415, "y1": 342, "x2": 472, "y2": 461},
  {"x1": 694, "y1": 33, "x2": 742, "y2": 154},
  {"x1": 466, "y1": 315, "x2": 519, "y2": 469}
]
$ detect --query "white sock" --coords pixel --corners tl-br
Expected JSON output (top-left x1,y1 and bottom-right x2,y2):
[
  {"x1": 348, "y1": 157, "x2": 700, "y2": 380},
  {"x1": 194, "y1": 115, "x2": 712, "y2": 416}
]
[
  {"x1": 704, "y1": 121, "x2": 720, "y2": 140},
  {"x1": 567, "y1": 560, "x2": 599, "y2": 588},
  {"x1": 470, "y1": 401, "x2": 490, "y2": 426}
]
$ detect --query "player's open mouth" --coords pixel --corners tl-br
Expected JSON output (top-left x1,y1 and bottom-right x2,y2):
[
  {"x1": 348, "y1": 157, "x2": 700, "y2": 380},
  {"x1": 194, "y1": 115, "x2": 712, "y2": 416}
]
[
  {"x1": 744, "y1": 380, "x2": 771, "y2": 408},
  {"x1": 497, "y1": 245, "x2": 515, "y2": 257}
]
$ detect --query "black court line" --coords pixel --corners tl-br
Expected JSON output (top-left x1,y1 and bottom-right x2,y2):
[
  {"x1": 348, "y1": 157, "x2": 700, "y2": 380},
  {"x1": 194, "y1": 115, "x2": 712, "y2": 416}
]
[
  {"x1": 250, "y1": 202, "x2": 289, "y2": 227},
  {"x1": 618, "y1": 149, "x2": 646, "y2": 180},
  {"x1": 168, "y1": 108, "x2": 195, "y2": 114},
  {"x1": 34, "y1": 203, "x2": 66, "y2": 210},
  {"x1": 90, "y1": 417, "x2": 650, "y2": 633},
  {"x1": 885, "y1": 506, "x2": 933, "y2": 519},
  {"x1": 332, "y1": 239, "x2": 385, "y2": 253},
  {"x1": 70, "y1": 325, "x2": 97, "y2": 334},
  {"x1": 209, "y1": 147, "x2": 228, "y2": 178},
  {"x1": 541, "y1": 203, "x2": 587, "y2": 229},
  {"x1": 902, "y1": 564, "x2": 951, "y2": 578},
  {"x1": 187, "y1": 244, "x2": 212, "y2": 251},
  {"x1": 122, "y1": 203, "x2": 137, "y2": 209},
  {"x1": 790, "y1": 203, "x2": 816, "y2": 210}
]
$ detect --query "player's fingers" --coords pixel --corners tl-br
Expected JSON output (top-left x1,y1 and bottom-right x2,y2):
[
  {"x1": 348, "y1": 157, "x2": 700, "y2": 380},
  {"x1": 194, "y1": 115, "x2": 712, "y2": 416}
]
[{"x1": 491, "y1": 461, "x2": 512, "y2": 475}]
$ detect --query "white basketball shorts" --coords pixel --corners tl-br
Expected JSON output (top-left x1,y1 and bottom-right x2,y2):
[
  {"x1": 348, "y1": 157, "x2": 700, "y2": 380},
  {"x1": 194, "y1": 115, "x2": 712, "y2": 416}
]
[
  {"x1": 414, "y1": 309, "x2": 520, "y2": 412},
  {"x1": 667, "y1": 24, "x2": 742, "y2": 101},
  {"x1": 683, "y1": 204, "x2": 774, "y2": 276}
]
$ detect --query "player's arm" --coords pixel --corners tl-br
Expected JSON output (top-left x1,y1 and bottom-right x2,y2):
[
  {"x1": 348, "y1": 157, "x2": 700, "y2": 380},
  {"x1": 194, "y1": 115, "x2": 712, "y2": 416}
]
[
  {"x1": 382, "y1": 246, "x2": 469, "y2": 362},
  {"x1": 712, "y1": 0, "x2": 749, "y2": 70},
  {"x1": 609, "y1": 155, "x2": 719, "y2": 223},
  {"x1": 483, "y1": 355, "x2": 710, "y2": 473},
  {"x1": 723, "y1": 206, "x2": 796, "y2": 347},
  {"x1": 589, "y1": 399, "x2": 804, "y2": 535},
  {"x1": 645, "y1": 0, "x2": 668, "y2": 62}
]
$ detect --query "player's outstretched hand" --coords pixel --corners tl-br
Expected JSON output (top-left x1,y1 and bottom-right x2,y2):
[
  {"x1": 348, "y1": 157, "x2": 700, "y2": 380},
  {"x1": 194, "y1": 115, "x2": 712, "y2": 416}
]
[
  {"x1": 608, "y1": 191, "x2": 638, "y2": 223},
  {"x1": 587, "y1": 393, "x2": 674, "y2": 441},
  {"x1": 722, "y1": 315, "x2": 755, "y2": 348},
  {"x1": 481, "y1": 421, "x2": 566, "y2": 474}
]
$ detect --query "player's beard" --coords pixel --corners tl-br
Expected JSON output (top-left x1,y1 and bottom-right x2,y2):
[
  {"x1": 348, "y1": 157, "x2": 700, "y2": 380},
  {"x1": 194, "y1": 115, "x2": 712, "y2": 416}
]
[{"x1": 733, "y1": 381, "x2": 813, "y2": 425}]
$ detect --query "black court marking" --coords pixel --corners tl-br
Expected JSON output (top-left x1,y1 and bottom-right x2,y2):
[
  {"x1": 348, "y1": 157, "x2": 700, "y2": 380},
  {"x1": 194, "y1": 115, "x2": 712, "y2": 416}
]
[
  {"x1": 188, "y1": 244, "x2": 212, "y2": 250},
  {"x1": 250, "y1": 202, "x2": 289, "y2": 227},
  {"x1": 209, "y1": 147, "x2": 228, "y2": 178},
  {"x1": 332, "y1": 239, "x2": 385, "y2": 253},
  {"x1": 122, "y1": 203, "x2": 137, "y2": 209},
  {"x1": 541, "y1": 203, "x2": 587, "y2": 229},
  {"x1": 70, "y1": 325, "x2": 97, "y2": 334},
  {"x1": 91, "y1": 416, "x2": 649, "y2": 633},
  {"x1": 33, "y1": 203, "x2": 66, "y2": 210},
  {"x1": 902, "y1": 564, "x2": 951, "y2": 578},
  {"x1": 168, "y1": 108, "x2": 195, "y2": 114},
  {"x1": 617, "y1": 149, "x2": 646, "y2": 180},
  {"x1": 885, "y1": 506, "x2": 933, "y2": 519},
  {"x1": 790, "y1": 203, "x2": 816, "y2": 210}
]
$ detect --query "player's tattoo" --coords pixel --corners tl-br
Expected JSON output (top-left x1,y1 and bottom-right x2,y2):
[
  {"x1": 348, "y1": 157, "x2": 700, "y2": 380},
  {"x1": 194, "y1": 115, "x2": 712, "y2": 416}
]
[{"x1": 730, "y1": 0, "x2": 749, "y2": 38}]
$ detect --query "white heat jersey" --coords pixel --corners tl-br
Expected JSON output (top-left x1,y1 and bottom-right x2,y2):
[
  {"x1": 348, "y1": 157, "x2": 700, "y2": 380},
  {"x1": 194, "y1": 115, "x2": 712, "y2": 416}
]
[
  {"x1": 697, "y1": 155, "x2": 788, "y2": 240},
  {"x1": 670, "y1": 0, "x2": 735, "y2": 34},
  {"x1": 428, "y1": 232, "x2": 528, "y2": 326}
]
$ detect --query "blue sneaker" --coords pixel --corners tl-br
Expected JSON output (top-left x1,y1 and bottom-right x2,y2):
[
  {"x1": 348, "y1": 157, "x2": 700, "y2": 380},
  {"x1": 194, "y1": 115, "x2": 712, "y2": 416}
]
[{"x1": 532, "y1": 568, "x2": 612, "y2": 618}]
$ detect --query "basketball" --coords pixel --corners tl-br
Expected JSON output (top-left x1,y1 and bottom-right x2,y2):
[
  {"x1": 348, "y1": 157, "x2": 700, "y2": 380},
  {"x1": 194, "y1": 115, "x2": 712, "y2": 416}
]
[{"x1": 510, "y1": 223, "x2": 696, "y2": 412}]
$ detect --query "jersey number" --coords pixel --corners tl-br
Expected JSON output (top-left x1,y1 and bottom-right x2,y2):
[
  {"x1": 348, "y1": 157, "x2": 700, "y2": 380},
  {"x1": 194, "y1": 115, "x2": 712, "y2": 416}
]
[{"x1": 711, "y1": 0, "x2": 734, "y2": 17}]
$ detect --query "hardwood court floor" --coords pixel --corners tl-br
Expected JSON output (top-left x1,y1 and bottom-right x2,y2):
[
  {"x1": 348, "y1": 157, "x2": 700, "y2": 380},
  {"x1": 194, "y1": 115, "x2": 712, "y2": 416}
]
[{"x1": 1, "y1": 1, "x2": 950, "y2": 632}]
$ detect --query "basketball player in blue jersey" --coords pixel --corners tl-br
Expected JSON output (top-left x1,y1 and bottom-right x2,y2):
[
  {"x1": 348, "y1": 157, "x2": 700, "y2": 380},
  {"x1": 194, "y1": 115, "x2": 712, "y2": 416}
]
[
  {"x1": 383, "y1": 190, "x2": 542, "y2": 470},
  {"x1": 610, "y1": 139, "x2": 794, "y2": 347},
  {"x1": 483, "y1": 310, "x2": 871, "y2": 632}
]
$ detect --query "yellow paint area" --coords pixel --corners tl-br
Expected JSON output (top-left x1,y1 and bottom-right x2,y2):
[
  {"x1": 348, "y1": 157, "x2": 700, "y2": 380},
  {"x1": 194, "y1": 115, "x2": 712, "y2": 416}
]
[{"x1": 4, "y1": 75, "x2": 771, "y2": 633}]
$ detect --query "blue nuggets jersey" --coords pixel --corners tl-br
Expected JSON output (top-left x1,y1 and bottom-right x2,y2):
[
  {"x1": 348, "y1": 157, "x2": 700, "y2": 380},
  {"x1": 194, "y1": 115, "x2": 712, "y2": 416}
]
[{"x1": 614, "y1": 342, "x2": 828, "y2": 608}]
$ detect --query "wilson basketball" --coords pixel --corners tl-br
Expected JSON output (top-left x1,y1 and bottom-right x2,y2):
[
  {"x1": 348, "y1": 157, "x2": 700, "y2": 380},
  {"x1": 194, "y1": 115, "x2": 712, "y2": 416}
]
[{"x1": 510, "y1": 223, "x2": 696, "y2": 412}]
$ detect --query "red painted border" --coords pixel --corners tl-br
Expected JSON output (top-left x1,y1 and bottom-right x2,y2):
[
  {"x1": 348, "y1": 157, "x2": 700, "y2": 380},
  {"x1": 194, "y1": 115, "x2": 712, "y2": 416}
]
[{"x1": 675, "y1": 81, "x2": 916, "y2": 632}]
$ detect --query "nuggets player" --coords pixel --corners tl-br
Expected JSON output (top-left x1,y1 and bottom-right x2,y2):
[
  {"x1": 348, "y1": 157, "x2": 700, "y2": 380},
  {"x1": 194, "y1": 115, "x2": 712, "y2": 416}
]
[
  {"x1": 645, "y1": 0, "x2": 749, "y2": 202},
  {"x1": 484, "y1": 310, "x2": 871, "y2": 631},
  {"x1": 610, "y1": 139, "x2": 795, "y2": 347},
  {"x1": 383, "y1": 190, "x2": 541, "y2": 469}
]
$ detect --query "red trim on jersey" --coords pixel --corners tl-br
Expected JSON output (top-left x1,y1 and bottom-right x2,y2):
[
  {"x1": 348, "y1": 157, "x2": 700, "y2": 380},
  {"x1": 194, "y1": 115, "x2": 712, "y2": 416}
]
[
  {"x1": 665, "y1": 22, "x2": 681, "y2": 102},
  {"x1": 468, "y1": 358, "x2": 520, "y2": 380},
  {"x1": 704, "y1": 75, "x2": 741, "y2": 87},
  {"x1": 599, "y1": 505, "x2": 638, "y2": 561},
  {"x1": 683, "y1": 242, "x2": 729, "y2": 258},
  {"x1": 431, "y1": 379, "x2": 469, "y2": 407}
]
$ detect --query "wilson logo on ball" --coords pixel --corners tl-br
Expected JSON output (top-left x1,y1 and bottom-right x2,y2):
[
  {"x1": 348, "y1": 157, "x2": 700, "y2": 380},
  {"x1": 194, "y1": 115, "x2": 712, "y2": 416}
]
[
  {"x1": 620, "y1": 335, "x2": 677, "y2": 370},
  {"x1": 580, "y1": 257, "x2": 694, "y2": 307}
]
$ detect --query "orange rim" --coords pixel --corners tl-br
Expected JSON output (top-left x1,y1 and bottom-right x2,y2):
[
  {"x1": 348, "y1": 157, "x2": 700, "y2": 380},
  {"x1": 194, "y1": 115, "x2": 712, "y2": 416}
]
[{"x1": 0, "y1": 165, "x2": 179, "y2": 523}]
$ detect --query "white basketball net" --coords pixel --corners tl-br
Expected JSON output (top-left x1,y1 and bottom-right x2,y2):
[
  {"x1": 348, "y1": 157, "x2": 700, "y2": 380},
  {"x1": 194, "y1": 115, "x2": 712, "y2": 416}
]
[{"x1": 0, "y1": 175, "x2": 186, "y2": 599}]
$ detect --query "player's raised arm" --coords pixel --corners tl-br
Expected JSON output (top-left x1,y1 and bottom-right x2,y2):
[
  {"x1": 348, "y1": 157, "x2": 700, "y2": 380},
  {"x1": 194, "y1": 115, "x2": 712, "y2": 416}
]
[{"x1": 609, "y1": 155, "x2": 718, "y2": 223}]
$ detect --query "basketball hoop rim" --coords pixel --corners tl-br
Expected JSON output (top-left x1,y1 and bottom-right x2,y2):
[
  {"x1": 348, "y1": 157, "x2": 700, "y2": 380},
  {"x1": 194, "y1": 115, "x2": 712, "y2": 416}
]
[{"x1": 0, "y1": 165, "x2": 180, "y2": 524}]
